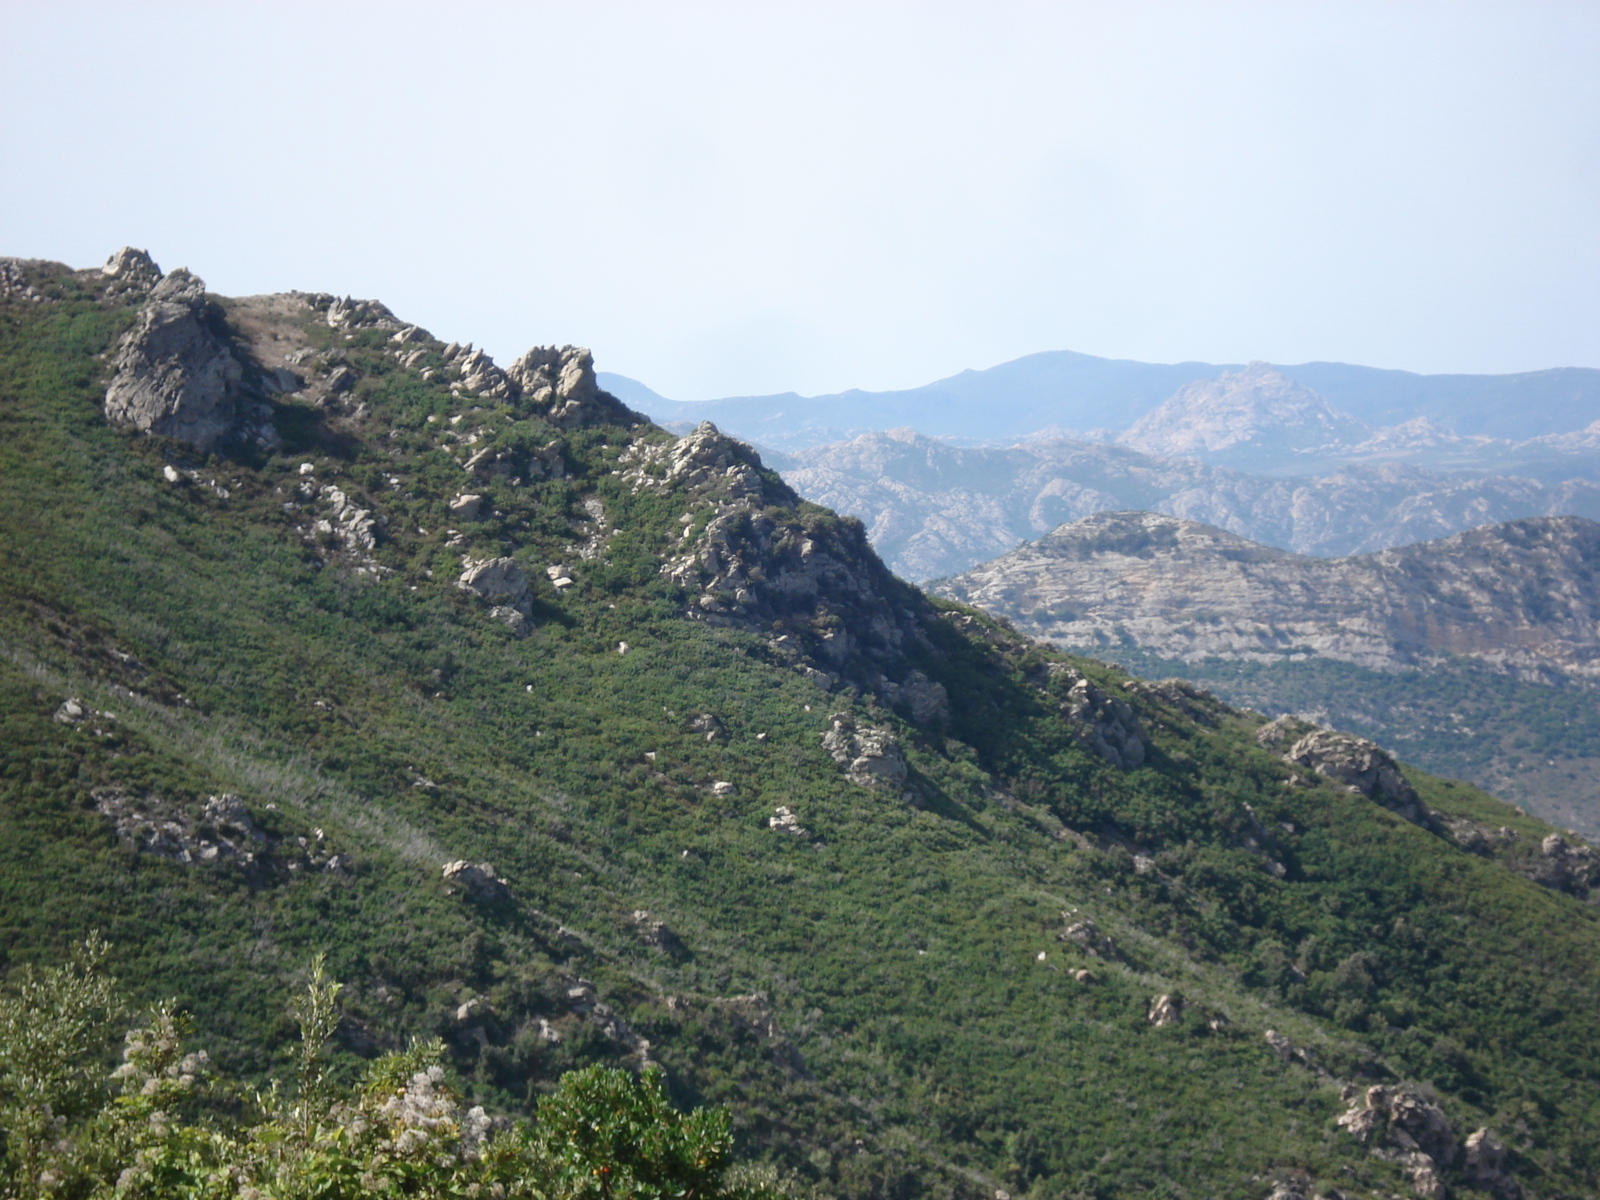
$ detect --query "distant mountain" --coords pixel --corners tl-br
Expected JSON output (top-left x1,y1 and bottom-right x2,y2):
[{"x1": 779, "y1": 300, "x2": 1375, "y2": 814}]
[
  {"x1": 932, "y1": 511, "x2": 1600, "y2": 679},
  {"x1": 778, "y1": 428, "x2": 1600, "y2": 581},
  {"x1": 1118, "y1": 363, "x2": 1369, "y2": 466},
  {"x1": 930, "y1": 512, "x2": 1600, "y2": 835},
  {"x1": 607, "y1": 351, "x2": 1600, "y2": 451}
]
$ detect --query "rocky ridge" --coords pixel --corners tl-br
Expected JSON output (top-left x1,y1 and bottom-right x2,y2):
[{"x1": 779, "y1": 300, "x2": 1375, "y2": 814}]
[
  {"x1": 932, "y1": 510, "x2": 1600, "y2": 681},
  {"x1": 776, "y1": 427, "x2": 1600, "y2": 581}
]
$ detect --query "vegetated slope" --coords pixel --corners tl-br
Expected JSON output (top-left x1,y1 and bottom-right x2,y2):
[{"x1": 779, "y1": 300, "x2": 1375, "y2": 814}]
[
  {"x1": 775, "y1": 428, "x2": 1600, "y2": 582},
  {"x1": 603, "y1": 353, "x2": 1600, "y2": 450},
  {"x1": 3, "y1": 252, "x2": 1600, "y2": 1200},
  {"x1": 930, "y1": 511, "x2": 1600, "y2": 836}
]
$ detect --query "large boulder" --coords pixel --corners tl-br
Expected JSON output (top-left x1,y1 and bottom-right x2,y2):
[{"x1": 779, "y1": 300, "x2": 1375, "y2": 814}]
[
  {"x1": 103, "y1": 267, "x2": 247, "y2": 451},
  {"x1": 457, "y1": 557, "x2": 533, "y2": 635}
]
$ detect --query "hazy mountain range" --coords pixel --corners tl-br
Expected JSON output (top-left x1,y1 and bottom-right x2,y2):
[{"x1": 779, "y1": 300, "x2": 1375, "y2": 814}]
[{"x1": 602, "y1": 350, "x2": 1600, "y2": 451}]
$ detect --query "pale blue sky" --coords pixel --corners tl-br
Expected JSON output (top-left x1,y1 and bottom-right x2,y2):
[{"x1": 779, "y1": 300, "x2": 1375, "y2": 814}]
[{"x1": 3, "y1": 1, "x2": 1597, "y2": 399}]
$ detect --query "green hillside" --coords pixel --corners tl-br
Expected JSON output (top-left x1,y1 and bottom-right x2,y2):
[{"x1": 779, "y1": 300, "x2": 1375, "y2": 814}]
[{"x1": 2, "y1": 256, "x2": 1598, "y2": 1199}]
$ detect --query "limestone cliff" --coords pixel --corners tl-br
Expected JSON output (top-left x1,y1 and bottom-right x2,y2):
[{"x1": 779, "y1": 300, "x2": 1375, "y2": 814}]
[{"x1": 932, "y1": 511, "x2": 1600, "y2": 680}]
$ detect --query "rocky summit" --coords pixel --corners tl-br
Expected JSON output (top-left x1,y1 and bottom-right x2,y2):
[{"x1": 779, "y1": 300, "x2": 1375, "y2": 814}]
[{"x1": 3, "y1": 249, "x2": 1600, "y2": 1200}]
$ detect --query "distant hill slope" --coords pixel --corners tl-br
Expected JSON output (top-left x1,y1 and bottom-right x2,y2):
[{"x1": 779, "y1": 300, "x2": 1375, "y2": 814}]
[
  {"x1": 932, "y1": 511, "x2": 1600, "y2": 834},
  {"x1": 932, "y1": 511, "x2": 1600, "y2": 678},
  {"x1": 604, "y1": 351, "x2": 1600, "y2": 450},
  {"x1": 777, "y1": 428, "x2": 1600, "y2": 581},
  {"x1": 4, "y1": 251, "x2": 1600, "y2": 1200}
]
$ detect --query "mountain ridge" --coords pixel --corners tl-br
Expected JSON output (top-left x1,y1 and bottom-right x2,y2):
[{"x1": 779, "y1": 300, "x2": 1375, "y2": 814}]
[{"x1": 4, "y1": 248, "x2": 1600, "y2": 1199}]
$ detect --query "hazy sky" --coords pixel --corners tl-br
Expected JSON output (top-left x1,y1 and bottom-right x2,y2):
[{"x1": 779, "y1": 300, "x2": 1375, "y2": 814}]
[{"x1": 3, "y1": 2, "x2": 1598, "y2": 399}]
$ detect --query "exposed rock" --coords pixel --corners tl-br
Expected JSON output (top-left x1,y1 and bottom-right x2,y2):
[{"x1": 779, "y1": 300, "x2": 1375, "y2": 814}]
[
  {"x1": 92, "y1": 788, "x2": 340, "y2": 877},
  {"x1": 1126, "y1": 677, "x2": 1227, "y2": 725},
  {"x1": 449, "y1": 494, "x2": 484, "y2": 521},
  {"x1": 710, "y1": 781, "x2": 737, "y2": 797},
  {"x1": 933, "y1": 510, "x2": 1600, "y2": 682},
  {"x1": 820, "y1": 713, "x2": 908, "y2": 791},
  {"x1": 769, "y1": 806, "x2": 810, "y2": 837},
  {"x1": 1263, "y1": 1029, "x2": 1294, "y2": 1060},
  {"x1": 1337, "y1": 1085, "x2": 1457, "y2": 1174},
  {"x1": 323, "y1": 295, "x2": 399, "y2": 331},
  {"x1": 1048, "y1": 664, "x2": 1145, "y2": 768},
  {"x1": 629, "y1": 422, "x2": 931, "y2": 689},
  {"x1": 1398, "y1": 1152, "x2": 1445, "y2": 1200},
  {"x1": 441, "y1": 860, "x2": 512, "y2": 903},
  {"x1": 1463, "y1": 1127, "x2": 1519, "y2": 1197},
  {"x1": 103, "y1": 268, "x2": 249, "y2": 452},
  {"x1": 1257, "y1": 713, "x2": 1319, "y2": 751},
  {"x1": 689, "y1": 712, "x2": 725, "y2": 742},
  {"x1": 457, "y1": 557, "x2": 532, "y2": 634},
  {"x1": 317, "y1": 485, "x2": 377, "y2": 554},
  {"x1": 874, "y1": 669, "x2": 950, "y2": 725},
  {"x1": 1528, "y1": 833, "x2": 1600, "y2": 894},
  {"x1": 1147, "y1": 993, "x2": 1183, "y2": 1026},
  {"x1": 100, "y1": 246, "x2": 162, "y2": 294},
  {"x1": 1058, "y1": 917, "x2": 1116, "y2": 958},
  {"x1": 1282, "y1": 730, "x2": 1426, "y2": 823},
  {"x1": 508, "y1": 345, "x2": 637, "y2": 428}
]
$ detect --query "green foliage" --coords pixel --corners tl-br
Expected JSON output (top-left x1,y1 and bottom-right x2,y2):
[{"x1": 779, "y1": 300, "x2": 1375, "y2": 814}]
[
  {"x1": 0, "y1": 951, "x2": 773, "y2": 1200},
  {"x1": 1, "y1": 263, "x2": 1598, "y2": 1198}
]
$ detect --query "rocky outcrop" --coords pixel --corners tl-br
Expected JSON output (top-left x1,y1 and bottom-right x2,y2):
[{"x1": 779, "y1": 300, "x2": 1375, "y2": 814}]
[
  {"x1": 1048, "y1": 664, "x2": 1145, "y2": 768},
  {"x1": 1281, "y1": 729, "x2": 1425, "y2": 822},
  {"x1": 629, "y1": 909, "x2": 686, "y2": 956},
  {"x1": 441, "y1": 860, "x2": 512, "y2": 903},
  {"x1": 100, "y1": 246, "x2": 162, "y2": 294},
  {"x1": 456, "y1": 557, "x2": 533, "y2": 635},
  {"x1": 103, "y1": 266, "x2": 257, "y2": 452},
  {"x1": 934, "y1": 511, "x2": 1600, "y2": 681},
  {"x1": 93, "y1": 789, "x2": 344, "y2": 877},
  {"x1": 628, "y1": 422, "x2": 936, "y2": 696},
  {"x1": 1528, "y1": 833, "x2": 1600, "y2": 895},
  {"x1": 820, "y1": 713, "x2": 908, "y2": 792},
  {"x1": 508, "y1": 346, "x2": 638, "y2": 428},
  {"x1": 1147, "y1": 993, "x2": 1183, "y2": 1026},
  {"x1": 1336, "y1": 1085, "x2": 1474, "y2": 1198}
]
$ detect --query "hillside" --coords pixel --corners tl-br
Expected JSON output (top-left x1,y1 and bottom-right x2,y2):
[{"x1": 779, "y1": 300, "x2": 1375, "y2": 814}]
[
  {"x1": 774, "y1": 429, "x2": 1600, "y2": 582},
  {"x1": 931, "y1": 511, "x2": 1600, "y2": 835},
  {"x1": 3, "y1": 250, "x2": 1600, "y2": 1200}
]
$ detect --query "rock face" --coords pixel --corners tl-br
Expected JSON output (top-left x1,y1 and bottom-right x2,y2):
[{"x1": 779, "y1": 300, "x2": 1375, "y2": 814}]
[
  {"x1": 508, "y1": 346, "x2": 638, "y2": 429},
  {"x1": 1335, "y1": 1085, "x2": 1475, "y2": 1199},
  {"x1": 104, "y1": 266, "x2": 250, "y2": 452},
  {"x1": 821, "y1": 713, "x2": 908, "y2": 791},
  {"x1": 1531, "y1": 833, "x2": 1600, "y2": 894},
  {"x1": 933, "y1": 511, "x2": 1600, "y2": 681},
  {"x1": 778, "y1": 426, "x2": 1600, "y2": 582},
  {"x1": 625, "y1": 421, "x2": 939, "y2": 703}
]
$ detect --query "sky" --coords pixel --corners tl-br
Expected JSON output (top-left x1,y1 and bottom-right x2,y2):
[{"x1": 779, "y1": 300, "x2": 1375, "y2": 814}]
[{"x1": 3, "y1": 2, "x2": 1598, "y2": 400}]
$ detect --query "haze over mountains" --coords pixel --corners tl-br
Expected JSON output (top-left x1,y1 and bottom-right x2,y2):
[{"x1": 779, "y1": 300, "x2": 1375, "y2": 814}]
[{"x1": 603, "y1": 350, "x2": 1600, "y2": 452}]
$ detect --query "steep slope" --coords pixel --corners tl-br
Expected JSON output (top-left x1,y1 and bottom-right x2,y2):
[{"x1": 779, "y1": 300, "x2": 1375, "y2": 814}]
[
  {"x1": 776, "y1": 429, "x2": 1600, "y2": 581},
  {"x1": 3, "y1": 251, "x2": 1600, "y2": 1200}
]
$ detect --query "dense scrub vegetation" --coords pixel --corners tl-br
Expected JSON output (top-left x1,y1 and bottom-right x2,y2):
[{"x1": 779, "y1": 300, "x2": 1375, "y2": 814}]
[
  {"x1": 1104, "y1": 649, "x2": 1600, "y2": 840},
  {"x1": 1, "y1": 259, "x2": 1598, "y2": 1199}
]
